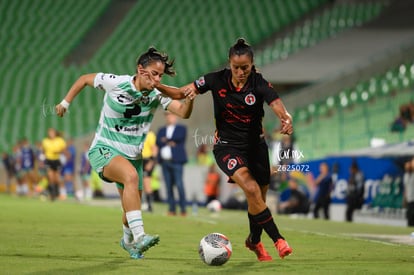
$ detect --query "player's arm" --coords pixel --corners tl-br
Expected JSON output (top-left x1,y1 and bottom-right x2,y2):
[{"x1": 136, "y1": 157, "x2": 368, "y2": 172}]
[
  {"x1": 166, "y1": 96, "x2": 195, "y2": 119},
  {"x1": 156, "y1": 83, "x2": 198, "y2": 100},
  {"x1": 55, "y1": 73, "x2": 97, "y2": 117},
  {"x1": 269, "y1": 98, "x2": 293, "y2": 135}
]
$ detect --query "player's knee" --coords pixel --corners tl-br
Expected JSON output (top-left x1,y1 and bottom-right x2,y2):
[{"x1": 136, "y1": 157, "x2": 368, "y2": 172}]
[
  {"x1": 242, "y1": 181, "x2": 260, "y2": 198},
  {"x1": 123, "y1": 171, "x2": 139, "y2": 187}
]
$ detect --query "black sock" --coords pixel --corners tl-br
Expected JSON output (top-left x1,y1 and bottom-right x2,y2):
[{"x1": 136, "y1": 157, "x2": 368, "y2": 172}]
[
  {"x1": 47, "y1": 184, "x2": 54, "y2": 199},
  {"x1": 53, "y1": 184, "x2": 60, "y2": 198},
  {"x1": 146, "y1": 194, "x2": 153, "y2": 211},
  {"x1": 248, "y1": 213, "x2": 263, "y2": 244},
  {"x1": 48, "y1": 184, "x2": 59, "y2": 200},
  {"x1": 251, "y1": 208, "x2": 283, "y2": 243}
]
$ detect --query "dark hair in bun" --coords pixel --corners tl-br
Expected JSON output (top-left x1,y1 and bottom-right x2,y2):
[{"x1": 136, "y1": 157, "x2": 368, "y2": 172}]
[
  {"x1": 136, "y1": 47, "x2": 176, "y2": 76},
  {"x1": 228, "y1": 38, "x2": 254, "y2": 61}
]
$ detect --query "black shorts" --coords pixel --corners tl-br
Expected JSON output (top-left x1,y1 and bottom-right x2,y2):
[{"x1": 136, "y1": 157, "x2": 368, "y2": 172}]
[
  {"x1": 45, "y1": 159, "x2": 62, "y2": 171},
  {"x1": 143, "y1": 158, "x2": 155, "y2": 177},
  {"x1": 213, "y1": 141, "x2": 270, "y2": 186}
]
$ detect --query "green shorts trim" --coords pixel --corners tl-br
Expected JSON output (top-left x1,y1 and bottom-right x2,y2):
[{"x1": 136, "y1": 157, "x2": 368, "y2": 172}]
[{"x1": 88, "y1": 144, "x2": 143, "y2": 190}]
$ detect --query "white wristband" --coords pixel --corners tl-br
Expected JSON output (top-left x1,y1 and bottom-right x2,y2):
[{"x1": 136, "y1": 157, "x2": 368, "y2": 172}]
[{"x1": 60, "y1": 99, "x2": 70, "y2": 109}]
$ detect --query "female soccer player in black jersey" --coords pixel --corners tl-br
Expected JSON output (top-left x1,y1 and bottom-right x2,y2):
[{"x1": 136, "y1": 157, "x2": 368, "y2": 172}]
[{"x1": 156, "y1": 38, "x2": 293, "y2": 261}]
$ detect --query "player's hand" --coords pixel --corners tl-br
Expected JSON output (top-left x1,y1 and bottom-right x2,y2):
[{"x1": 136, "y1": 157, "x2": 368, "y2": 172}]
[
  {"x1": 138, "y1": 67, "x2": 150, "y2": 78},
  {"x1": 280, "y1": 115, "x2": 293, "y2": 135},
  {"x1": 138, "y1": 68, "x2": 156, "y2": 88},
  {"x1": 55, "y1": 104, "x2": 67, "y2": 117},
  {"x1": 184, "y1": 86, "x2": 197, "y2": 101}
]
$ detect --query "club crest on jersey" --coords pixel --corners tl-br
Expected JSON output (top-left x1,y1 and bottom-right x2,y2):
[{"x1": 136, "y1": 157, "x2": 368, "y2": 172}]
[
  {"x1": 133, "y1": 95, "x2": 149, "y2": 105},
  {"x1": 140, "y1": 96, "x2": 150, "y2": 105},
  {"x1": 195, "y1": 76, "x2": 205, "y2": 88},
  {"x1": 99, "y1": 147, "x2": 113, "y2": 159},
  {"x1": 244, "y1": 93, "x2": 256, "y2": 105},
  {"x1": 227, "y1": 158, "x2": 238, "y2": 170}
]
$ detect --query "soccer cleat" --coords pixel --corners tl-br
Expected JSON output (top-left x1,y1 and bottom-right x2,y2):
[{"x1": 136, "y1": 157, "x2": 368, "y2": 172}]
[
  {"x1": 120, "y1": 238, "x2": 144, "y2": 259},
  {"x1": 134, "y1": 233, "x2": 160, "y2": 254},
  {"x1": 275, "y1": 239, "x2": 292, "y2": 259},
  {"x1": 245, "y1": 236, "x2": 273, "y2": 261}
]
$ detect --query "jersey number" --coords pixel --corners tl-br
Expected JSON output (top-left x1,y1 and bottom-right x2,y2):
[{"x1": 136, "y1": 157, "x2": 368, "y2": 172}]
[{"x1": 123, "y1": 104, "x2": 141, "y2": 118}]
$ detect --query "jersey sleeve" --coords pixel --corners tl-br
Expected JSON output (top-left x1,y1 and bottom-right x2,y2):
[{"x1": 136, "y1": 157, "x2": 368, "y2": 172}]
[
  {"x1": 94, "y1": 73, "x2": 120, "y2": 92},
  {"x1": 155, "y1": 90, "x2": 173, "y2": 110},
  {"x1": 193, "y1": 72, "x2": 215, "y2": 94},
  {"x1": 256, "y1": 73, "x2": 280, "y2": 104}
]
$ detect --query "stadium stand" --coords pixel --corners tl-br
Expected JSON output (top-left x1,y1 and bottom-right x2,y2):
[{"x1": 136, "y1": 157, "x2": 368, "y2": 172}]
[
  {"x1": 2, "y1": 0, "x2": 414, "y2": 227},
  {"x1": 290, "y1": 61, "x2": 414, "y2": 160},
  {"x1": 0, "y1": 0, "x2": 413, "y2": 162},
  {"x1": 255, "y1": 1, "x2": 388, "y2": 66},
  {"x1": 88, "y1": 0, "x2": 328, "y2": 85},
  {"x1": 0, "y1": 0, "x2": 328, "y2": 152},
  {"x1": 0, "y1": 0, "x2": 111, "y2": 151}
]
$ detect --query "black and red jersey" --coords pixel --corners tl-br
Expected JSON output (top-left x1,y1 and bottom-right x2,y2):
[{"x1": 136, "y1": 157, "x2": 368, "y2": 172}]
[{"x1": 194, "y1": 68, "x2": 280, "y2": 145}]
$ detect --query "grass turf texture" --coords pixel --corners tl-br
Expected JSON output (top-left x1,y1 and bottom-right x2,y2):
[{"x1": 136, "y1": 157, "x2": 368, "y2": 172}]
[{"x1": 0, "y1": 194, "x2": 413, "y2": 275}]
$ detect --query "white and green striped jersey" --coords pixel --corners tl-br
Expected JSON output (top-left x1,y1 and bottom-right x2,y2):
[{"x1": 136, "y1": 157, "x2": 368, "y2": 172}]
[{"x1": 90, "y1": 72, "x2": 172, "y2": 159}]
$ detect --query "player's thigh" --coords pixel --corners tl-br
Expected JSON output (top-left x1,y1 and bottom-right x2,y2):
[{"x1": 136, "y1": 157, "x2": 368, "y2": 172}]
[{"x1": 104, "y1": 156, "x2": 138, "y2": 185}]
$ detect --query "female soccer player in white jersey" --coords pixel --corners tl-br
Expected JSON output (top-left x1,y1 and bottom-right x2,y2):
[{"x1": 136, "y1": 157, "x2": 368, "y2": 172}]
[{"x1": 55, "y1": 47, "x2": 195, "y2": 259}]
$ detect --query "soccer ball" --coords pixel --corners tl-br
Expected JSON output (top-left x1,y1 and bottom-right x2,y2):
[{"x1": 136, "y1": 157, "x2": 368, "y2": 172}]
[
  {"x1": 206, "y1": 199, "x2": 222, "y2": 212},
  {"x1": 198, "y1": 233, "x2": 232, "y2": 266}
]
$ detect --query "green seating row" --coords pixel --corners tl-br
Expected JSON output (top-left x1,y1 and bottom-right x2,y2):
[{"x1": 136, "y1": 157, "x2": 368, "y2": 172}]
[
  {"x1": 0, "y1": 0, "x2": 110, "y2": 151},
  {"x1": 255, "y1": 1, "x2": 388, "y2": 66},
  {"x1": 288, "y1": 61, "x2": 414, "y2": 160},
  {"x1": 88, "y1": 0, "x2": 327, "y2": 87},
  {"x1": 1, "y1": 0, "x2": 329, "y2": 152}
]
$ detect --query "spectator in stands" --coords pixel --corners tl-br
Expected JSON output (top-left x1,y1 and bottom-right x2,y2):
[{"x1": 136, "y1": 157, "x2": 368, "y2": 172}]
[
  {"x1": 278, "y1": 176, "x2": 310, "y2": 215},
  {"x1": 390, "y1": 116, "x2": 407, "y2": 132},
  {"x1": 400, "y1": 101, "x2": 414, "y2": 123},
  {"x1": 391, "y1": 101, "x2": 414, "y2": 132},
  {"x1": 345, "y1": 160, "x2": 365, "y2": 222},
  {"x1": 312, "y1": 162, "x2": 333, "y2": 220},
  {"x1": 155, "y1": 38, "x2": 293, "y2": 261},
  {"x1": 403, "y1": 157, "x2": 414, "y2": 227},
  {"x1": 55, "y1": 47, "x2": 194, "y2": 260}
]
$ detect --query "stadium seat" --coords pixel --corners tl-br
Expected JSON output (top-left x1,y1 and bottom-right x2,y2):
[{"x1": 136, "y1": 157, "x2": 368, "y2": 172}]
[
  {"x1": 289, "y1": 56, "x2": 414, "y2": 159},
  {"x1": 255, "y1": 1, "x2": 388, "y2": 66},
  {"x1": 0, "y1": 0, "x2": 112, "y2": 151}
]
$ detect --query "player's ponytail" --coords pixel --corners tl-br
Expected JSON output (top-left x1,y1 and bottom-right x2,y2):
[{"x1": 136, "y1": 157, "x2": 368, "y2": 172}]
[{"x1": 136, "y1": 47, "x2": 176, "y2": 76}]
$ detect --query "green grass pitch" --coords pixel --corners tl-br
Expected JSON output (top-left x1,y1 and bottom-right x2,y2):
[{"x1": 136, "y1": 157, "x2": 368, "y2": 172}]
[{"x1": 0, "y1": 194, "x2": 413, "y2": 274}]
